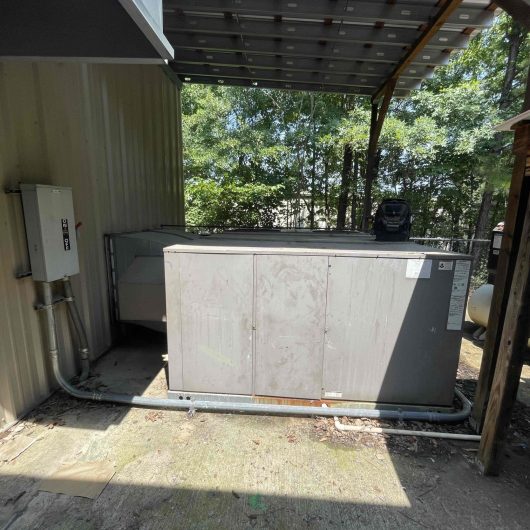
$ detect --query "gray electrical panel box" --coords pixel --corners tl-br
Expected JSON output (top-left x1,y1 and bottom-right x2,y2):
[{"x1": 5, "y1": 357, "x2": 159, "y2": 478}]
[
  {"x1": 20, "y1": 184, "x2": 79, "y2": 282},
  {"x1": 164, "y1": 233, "x2": 472, "y2": 408}
]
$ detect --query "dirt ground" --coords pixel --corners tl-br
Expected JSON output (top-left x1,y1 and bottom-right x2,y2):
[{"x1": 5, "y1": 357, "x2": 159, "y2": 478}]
[{"x1": 1, "y1": 328, "x2": 529, "y2": 530}]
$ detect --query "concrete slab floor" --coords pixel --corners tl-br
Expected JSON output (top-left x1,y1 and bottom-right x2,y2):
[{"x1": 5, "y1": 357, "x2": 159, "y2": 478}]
[{"x1": 1, "y1": 329, "x2": 529, "y2": 530}]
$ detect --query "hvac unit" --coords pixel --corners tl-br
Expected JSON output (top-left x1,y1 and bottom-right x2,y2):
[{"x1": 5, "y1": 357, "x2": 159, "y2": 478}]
[{"x1": 163, "y1": 233, "x2": 471, "y2": 408}]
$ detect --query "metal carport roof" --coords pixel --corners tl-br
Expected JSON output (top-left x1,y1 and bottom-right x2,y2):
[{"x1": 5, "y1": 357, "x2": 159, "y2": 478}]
[{"x1": 163, "y1": 0, "x2": 498, "y2": 98}]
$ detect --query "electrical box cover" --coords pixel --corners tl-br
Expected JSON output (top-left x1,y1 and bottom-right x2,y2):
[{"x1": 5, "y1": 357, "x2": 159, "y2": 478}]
[{"x1": 20, "y1": 184, "x2": 79, "y2": 282}]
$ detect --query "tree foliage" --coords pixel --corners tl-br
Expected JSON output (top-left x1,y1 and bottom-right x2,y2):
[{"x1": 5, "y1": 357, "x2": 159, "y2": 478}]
[
  {"x1": 181, "y1": 14, "x2": 529, "y2": 239},
  {"x1": 186, "y1": 180, "x2": 284, "y2": 227}
]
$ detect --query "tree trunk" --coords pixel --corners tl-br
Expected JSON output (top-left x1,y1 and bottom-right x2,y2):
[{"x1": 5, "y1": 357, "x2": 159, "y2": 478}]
[
  {"x1": 310, "y1": 149, "x2": 316, "y2": 228},
  {"x1": 323, "y1": 158, "x2": 330, "y2": 229},
  {"x1": 472, "y1": 188, "x2": 494, "y2": 269},
  {"x1": 499, "y1": 21, "x2": 527, "y2": 112},
  {"x1": 362, "y1": 148, "x2": 382, "y2": 230},
  {"x1": 452, "y1": 212, "x2": 461, "y2": 252},
  {"x1": 361, "y1": 103, "x2": 379, "y2": 231},
  {"x1": 337, "y1": 143, "x2": 353, "y2": 229},
  {"x1": 472, "y1": 20, "x2": 527, "y2": 267},
  {"x1": 350, "y1": 152, "x2": 360, "y2": 230},
  {"x1": 309, "y1": 94, "x2": 316, "y2": 229}
]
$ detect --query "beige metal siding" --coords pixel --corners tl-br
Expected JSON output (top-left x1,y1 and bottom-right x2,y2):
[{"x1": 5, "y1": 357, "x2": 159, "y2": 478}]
[{"x1": 0, "y1": 62, "x2": 184, "y2": 428}]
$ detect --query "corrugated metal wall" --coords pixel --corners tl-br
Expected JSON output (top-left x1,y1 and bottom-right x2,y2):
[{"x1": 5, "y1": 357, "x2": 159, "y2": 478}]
[{"x1": 0, "y1": 62, "x2": 184, "y2": 428}]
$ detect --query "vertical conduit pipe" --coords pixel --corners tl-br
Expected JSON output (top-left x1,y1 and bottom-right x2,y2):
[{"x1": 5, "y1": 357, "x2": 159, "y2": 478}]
[{"x1": 62, "y1": 277, "x2": 90, "y2": 381}]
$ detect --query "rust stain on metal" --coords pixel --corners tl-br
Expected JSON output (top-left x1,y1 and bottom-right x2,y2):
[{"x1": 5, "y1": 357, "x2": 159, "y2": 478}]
[{"x1": 251, "y1": 395, "x2": 335, "y2": 407}]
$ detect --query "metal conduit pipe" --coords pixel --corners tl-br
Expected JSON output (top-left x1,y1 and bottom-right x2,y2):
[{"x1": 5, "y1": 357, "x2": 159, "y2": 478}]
[
  {"x1": 336, "y1": 422, "x2": 481, "y2": 441},
  {"x1": 42, "y1": 282, "x2": 473, "y2": 423},
  {"x1": 61, "y1": 277, "x2": 90, "y2": 381},
  {"x1": 332, "y1": 415, "x2": 481, "y2": 441}
]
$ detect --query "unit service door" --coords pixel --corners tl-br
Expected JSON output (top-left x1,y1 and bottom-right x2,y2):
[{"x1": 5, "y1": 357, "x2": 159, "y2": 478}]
[
  {"x1": 168, "y1": 252, "x2": 254, "y2": 395},
  {"x1": 254, "y1": 254, "x2": 328, "y2": 399},
  {"x1": 322, "y1": 257, "x2": 464, "y2": 406}
]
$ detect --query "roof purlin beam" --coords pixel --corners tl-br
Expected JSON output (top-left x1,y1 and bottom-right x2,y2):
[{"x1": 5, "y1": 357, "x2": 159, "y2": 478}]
[
  {"x1": 172, "y1": 72, "x2": 412, "y2": 97},
  {"x1": 172, "y1": 50, "x2": 434, "y2": 80},
  {"x1": 164, "y1": 15, "x2": 470, "y2": 49},
  {"x1": 372, "y1": 0, "x2": 464, "y2": 102},
  {"x1": 173, "y1": 49, "x2": 393, "y2": 76},
  {"x1": 163, "y1": 0, "x2": 494, "y2": 29},
  {"x1": 168, "y1": 33, "x2": 451, "y2": 65},
  {"x1": 173, "y1": 63, "x2": 395, "y2": 89}
]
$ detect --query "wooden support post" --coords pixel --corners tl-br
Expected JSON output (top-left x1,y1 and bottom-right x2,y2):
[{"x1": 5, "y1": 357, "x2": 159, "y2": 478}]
[
  {"x1": 472, "y1": 69, "x2": 530, "y2": 431},
  {"x1": 477, "y1": 126, "x2": 530, "y2": 474},
  {"x1": 361, "y1": 81, "x2": 395, "y2": 231}
]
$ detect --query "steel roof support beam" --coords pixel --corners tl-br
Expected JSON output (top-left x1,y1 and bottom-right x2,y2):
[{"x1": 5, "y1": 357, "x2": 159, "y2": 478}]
[{"x1": 373, "y1": 0, "x2": 464, "y2": 101}]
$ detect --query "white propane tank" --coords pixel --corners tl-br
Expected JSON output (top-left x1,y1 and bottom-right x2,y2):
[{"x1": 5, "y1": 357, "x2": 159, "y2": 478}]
[
  {"x1": 468, "y1": 284, "x2": 494, "y2": 328},
  {"x1": 468, "y1": 283, "x2": 530, "y2": 347}
]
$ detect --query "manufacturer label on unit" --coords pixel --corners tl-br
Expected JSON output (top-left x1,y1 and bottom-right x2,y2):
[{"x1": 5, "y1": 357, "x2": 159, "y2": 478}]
[
  {"x1": 447, "y1": 260, "x2": 471, "y2": 330},
  {"x1": 61, "y1": 218, "x2": 71, "y2": 251},
  {"x1": 406, "y1": 259, "x2": 432, "y2": 279},
  {"x1": 324, "y1": 391, "x2": 343, "y2": 399}
]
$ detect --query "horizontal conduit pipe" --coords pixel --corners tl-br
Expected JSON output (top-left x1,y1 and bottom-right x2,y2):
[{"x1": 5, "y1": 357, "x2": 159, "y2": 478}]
[
  {"x1": 43, "y1": 282, "x2": 473, "y2": 423},
  {"x1": 332, "y1": 417, "x2": 481, "y2": 441}
]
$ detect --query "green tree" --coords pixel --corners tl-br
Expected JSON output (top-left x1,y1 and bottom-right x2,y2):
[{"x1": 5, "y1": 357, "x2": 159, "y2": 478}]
[{"x1": 180, "y1": 12, "x2": 529, "y2": 250}]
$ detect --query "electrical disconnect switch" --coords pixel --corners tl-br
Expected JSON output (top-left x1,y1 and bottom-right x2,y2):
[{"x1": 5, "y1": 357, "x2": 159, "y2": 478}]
[{"x1": 20, "y1": 184, "x2": 80, "y2": 281}]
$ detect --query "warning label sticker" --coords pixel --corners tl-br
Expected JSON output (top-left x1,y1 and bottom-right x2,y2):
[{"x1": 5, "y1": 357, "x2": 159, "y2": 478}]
[
  {"x1": 447, "y1": 260, "x2": 471, "y2": 330},
  {"x1": 438, "y1": 261, "x2": 453, "y2": 271}
]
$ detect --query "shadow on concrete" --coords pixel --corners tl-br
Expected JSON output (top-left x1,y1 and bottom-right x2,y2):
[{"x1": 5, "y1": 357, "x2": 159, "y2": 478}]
[
  {"x1": 88, "y1": 326, "x2": 168, "y2": 395},
  {"x1": 0, "y1": 481, "x2": 417, "y2": 529},
  {"x1": 23, "y1": 326, "x2": 168, "y2": 432}
]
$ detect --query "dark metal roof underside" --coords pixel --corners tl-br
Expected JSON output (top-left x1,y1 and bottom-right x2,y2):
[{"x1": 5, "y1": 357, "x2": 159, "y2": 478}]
[{"x1": 163, "y1": 0, "x2": 497, "y2": 97}]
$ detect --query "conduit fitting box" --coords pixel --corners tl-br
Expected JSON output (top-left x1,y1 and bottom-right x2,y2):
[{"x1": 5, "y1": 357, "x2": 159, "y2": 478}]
[{"x1": 20, "y1": 184, "x2": 79, "y2": 282}]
